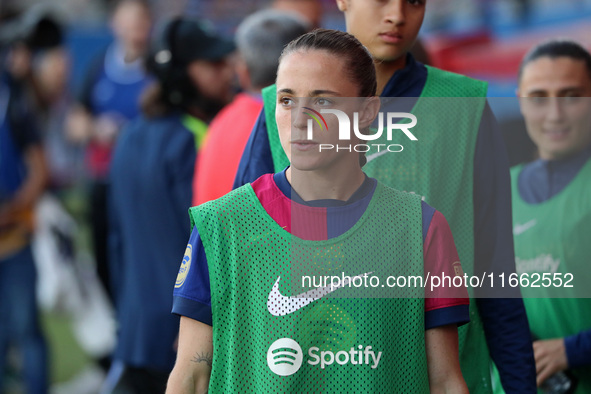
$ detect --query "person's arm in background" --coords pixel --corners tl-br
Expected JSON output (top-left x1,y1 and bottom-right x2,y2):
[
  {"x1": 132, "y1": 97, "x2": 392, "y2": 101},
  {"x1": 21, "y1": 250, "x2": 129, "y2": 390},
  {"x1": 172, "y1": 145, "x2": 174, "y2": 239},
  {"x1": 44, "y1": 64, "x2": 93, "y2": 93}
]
[
  {"x1": 232, "y1": 108, "x2": 275, "y2": 188},
  {"x1": 0, "y1": 96, "x2": 47, "y2": 227},
  {"x1": 473, "y1": 103, "x2": 536, "y2": 393},
  {"x1": 8, "y1": 146, "x2": 47, "y2": 209},
  {"x1": 564, "y1": 329, "x2": 591, "y2": 370},
  {"x1": 534, "y1": 329, "x2": 591, "y2": 386},
  {"x1": 0, "y1": 145, "x2": 48, "y2": 228}
]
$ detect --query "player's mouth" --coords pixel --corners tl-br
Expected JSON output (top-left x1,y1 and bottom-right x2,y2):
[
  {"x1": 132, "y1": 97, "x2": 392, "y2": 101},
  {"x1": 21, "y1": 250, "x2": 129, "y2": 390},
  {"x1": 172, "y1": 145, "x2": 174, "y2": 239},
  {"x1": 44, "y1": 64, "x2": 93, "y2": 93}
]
[
  {"x1": 291, "y1": 140, "x2": 319, "y2": 151},
  {"x1": 379, "y1": 31, "x2": 404, "y2": 44},
  {"x1": 544, "y1": 127, "x2": 570, "y2": 141}
]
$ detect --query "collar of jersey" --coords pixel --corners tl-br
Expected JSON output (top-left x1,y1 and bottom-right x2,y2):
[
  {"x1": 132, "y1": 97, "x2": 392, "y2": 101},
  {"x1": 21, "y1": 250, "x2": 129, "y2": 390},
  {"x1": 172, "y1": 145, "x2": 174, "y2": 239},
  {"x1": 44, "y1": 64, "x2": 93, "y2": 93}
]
[{"x1": 273, "y1": 167, "x2": 376, "y2": 207}]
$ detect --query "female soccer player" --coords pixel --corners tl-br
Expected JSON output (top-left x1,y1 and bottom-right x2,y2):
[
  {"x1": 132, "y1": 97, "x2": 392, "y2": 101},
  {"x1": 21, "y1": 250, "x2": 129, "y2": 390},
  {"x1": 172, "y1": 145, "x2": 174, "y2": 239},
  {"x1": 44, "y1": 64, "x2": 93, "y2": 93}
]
[{"x1": 168, "y1": 29, "x2": 469, "y2": 394}]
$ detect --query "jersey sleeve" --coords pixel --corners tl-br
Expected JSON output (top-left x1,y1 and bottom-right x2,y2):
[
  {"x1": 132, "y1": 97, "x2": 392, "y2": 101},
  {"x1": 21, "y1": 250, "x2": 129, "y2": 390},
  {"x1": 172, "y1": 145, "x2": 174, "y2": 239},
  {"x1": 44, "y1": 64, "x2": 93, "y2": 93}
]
[
  {"x1": 473, "y1": 102, "x2": 537, "y2": 392},
  {"x1": 232, "y1": 108, "x2": 275, "y2": 188},
  {"x1": 564, "y1": 328, "x2": 591, "y2": 368},
  {"x1": 422, "y1": 202, "x2": 470, "y2": 330},
  {"x1": 172, "y1": 226, "x2": 212, "y2": 326}
]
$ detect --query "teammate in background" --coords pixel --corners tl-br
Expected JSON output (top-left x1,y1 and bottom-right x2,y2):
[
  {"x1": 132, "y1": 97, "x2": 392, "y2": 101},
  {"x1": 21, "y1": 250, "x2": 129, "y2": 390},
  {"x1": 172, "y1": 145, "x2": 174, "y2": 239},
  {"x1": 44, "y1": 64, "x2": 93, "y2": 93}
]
[
  {"x1": 192, "y1": 10, "x2": 309, "y2": 205},
  {"x1": 493, "y1": 40, "x2": 591, "y2": 393},
  {"x1": 66, "y1": 0, "x2": 152, "y2": 303},
  {"x1": 169, "y1": 29, "x2": 469, "y2": 394},
  {"x1": 233, "y1": 1, "x2": 536, "y2": 392},
  {"x1": 272, "y1": 0, "x2": 431, "y2": 64},
  {"x1": 105, "y1": 18, "x2": 235, "y2": 394},
  {"x1": 0, "y1": 39, "x2": 49, "y2": 394}
]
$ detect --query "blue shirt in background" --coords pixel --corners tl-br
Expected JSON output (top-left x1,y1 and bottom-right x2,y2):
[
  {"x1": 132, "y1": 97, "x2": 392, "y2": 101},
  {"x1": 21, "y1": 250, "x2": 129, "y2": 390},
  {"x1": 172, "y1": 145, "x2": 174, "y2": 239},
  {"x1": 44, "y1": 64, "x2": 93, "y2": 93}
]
[{"x1": 109, "y1": 114, "x2": 195, "y2": 371}]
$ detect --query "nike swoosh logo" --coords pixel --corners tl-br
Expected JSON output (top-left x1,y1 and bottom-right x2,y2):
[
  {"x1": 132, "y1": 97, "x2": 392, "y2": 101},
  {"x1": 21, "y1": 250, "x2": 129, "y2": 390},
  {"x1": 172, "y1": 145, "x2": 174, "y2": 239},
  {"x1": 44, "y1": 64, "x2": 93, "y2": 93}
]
[
  {"x1": 513, "y1": 219, "x2": 537, "y2": 235},
  {"x1": 366, "y1": 150, "x2": 388, "y2": 163},
  {"x1": 267, "y1": 273, "x2": 372, "y2": 316}
]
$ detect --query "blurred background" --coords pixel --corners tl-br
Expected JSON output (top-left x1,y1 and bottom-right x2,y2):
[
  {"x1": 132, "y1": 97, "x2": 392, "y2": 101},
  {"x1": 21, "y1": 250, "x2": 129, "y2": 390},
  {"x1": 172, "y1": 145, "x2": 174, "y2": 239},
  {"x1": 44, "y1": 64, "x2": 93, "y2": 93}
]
[
  {"x1": 2, "y1": 0, "x2": 591, "y2": 165},
  {"x1": 0, "y1": 0, "x2": 590, "y2": 393}
]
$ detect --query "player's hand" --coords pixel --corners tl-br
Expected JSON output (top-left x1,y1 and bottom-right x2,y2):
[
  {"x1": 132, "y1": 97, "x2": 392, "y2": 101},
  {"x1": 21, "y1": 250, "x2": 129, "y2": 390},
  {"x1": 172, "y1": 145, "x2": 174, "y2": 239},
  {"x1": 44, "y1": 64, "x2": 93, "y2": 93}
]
[{"x1": 533, "y1": 338, "x2": 568, "y2": 386}]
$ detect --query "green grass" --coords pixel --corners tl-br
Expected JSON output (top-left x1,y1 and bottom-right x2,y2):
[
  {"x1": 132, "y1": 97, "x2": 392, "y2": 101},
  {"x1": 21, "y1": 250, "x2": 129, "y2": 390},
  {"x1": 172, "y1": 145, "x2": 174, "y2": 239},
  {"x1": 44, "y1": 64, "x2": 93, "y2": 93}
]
[{"x1": 41, "y1": 312, "x2": 92, "y2": 384}]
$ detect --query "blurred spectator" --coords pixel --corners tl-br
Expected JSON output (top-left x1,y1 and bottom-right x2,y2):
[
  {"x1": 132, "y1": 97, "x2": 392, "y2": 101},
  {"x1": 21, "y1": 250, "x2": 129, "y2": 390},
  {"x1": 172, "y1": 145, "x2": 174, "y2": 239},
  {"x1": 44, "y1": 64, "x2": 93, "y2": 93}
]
[
  {"x1": 66, "y1": 0, "x2": 153, "y2": 304},
  {"x1": 192, "y1": 9, "x2": 309, "y2": 205},
  {"x1": 34, "y1": 47, "x2": 86, "y2": 191},
  {"x1": 0, "y1": 40, "x2": 49, "y2": 394},
  {"x1": 104, "y1": 17, "x2": 234, "y2": 394},
  {"x1": 494, "y1": 39, "x2": 591, "y2": 393},
  {"x1": 271, "y1": 0, "x2": 323, "y2": 29}
]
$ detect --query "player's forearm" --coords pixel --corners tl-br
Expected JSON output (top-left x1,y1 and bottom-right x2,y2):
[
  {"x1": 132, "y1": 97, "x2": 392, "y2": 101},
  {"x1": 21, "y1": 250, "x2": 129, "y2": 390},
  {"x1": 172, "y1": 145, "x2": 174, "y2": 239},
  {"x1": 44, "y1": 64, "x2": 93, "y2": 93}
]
[
  {"x1": 166, "y1": 372, "x2": 195, "y2": 394},
  {"x1": 168, "y1": 317, "x2": 214, "y2": 394},
  {"x1": 429, "y1": 377, "x2": 469, "y2": 394},
  {"x1": 428, "y1": 361, "x2": 468, "y2": 394},
  {"x1": 166, "y1": 364, "x2": 211, "y2": 394},
  {"x1": 426, "y1": 325, "x2": 468, "y2": 394}
]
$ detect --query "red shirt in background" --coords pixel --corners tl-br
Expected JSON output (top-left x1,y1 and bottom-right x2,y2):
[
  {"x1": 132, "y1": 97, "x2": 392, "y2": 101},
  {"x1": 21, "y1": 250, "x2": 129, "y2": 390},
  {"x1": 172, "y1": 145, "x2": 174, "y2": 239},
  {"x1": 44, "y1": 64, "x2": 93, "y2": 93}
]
[{"x1": 193, "y1": 93, "x2": 262, "y2": 206}]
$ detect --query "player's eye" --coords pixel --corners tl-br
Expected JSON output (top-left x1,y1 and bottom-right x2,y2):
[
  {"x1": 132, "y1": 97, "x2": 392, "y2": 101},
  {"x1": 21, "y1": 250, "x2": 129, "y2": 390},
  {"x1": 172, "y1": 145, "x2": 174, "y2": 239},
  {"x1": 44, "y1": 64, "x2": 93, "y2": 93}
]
[
  {"x1": 279, "y1": 96, "x2": 294, "y2": 107},
  {"x1": 529, "y1": 96, "x2": 548, "y2": 106},
  {"x1": 562, "y1": 95, "x2": 582, "y2": 104}
]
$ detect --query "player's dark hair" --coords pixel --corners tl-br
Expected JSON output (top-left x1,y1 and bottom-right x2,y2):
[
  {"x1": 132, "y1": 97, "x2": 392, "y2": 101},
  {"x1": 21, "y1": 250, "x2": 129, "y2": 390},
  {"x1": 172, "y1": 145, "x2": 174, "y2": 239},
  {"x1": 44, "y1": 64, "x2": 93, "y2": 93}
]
[
  {"x1": 280, "y1": 28, "x2": 376, "y2": 98},
  {"x1": 279, "y1": 29, "x2": 377, "y2": 166},
  {"x1": 519, "y1": 39, "x2": 591, "y2": 82}
]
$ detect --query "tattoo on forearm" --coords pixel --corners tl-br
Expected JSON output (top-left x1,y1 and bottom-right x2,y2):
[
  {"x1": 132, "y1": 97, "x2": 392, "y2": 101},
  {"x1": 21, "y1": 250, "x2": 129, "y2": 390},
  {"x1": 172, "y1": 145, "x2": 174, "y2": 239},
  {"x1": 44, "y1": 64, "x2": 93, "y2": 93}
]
[{"x1": 192, "y1": 352, "x2": 213, "y2": 368}]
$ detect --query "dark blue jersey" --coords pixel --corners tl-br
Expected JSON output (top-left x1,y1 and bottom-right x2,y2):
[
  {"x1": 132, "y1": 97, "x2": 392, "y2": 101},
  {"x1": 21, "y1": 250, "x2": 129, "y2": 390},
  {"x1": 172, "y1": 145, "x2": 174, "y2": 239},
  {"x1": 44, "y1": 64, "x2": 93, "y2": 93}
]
[{"x1": 109, "y1": 114, "x2": 195, "y2": 371}]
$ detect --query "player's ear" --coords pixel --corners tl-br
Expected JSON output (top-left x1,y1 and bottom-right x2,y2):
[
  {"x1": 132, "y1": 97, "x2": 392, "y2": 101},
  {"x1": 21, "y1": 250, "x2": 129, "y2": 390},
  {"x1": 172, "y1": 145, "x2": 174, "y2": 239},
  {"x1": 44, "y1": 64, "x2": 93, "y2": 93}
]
[
  {"x1": 358, "y1": 96, "x2": 380, "y2": 129},
  {"x1": 336, "y1": 0, "x2": 348, "y2": 12}
]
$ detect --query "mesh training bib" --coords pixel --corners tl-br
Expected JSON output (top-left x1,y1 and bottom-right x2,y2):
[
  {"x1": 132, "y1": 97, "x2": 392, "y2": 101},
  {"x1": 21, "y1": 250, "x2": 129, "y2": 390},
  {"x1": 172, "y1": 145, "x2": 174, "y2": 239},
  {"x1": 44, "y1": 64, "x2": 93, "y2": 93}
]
[
  {"x1": 191, "y1": 182, "x2": 428, "y2": 393},
  {"x1": 263, "y1": 65, "x2": 491, "y2": 392},
  {"x1": 508, "y1": 161, "x2": 591, "y2": 393}
]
